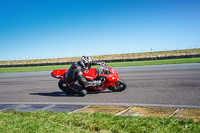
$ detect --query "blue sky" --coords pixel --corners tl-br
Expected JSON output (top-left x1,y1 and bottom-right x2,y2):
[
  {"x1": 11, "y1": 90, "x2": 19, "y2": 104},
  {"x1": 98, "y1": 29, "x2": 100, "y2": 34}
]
[{"x1": 0, "y1": 0, "x2": 200, "y2": 61}]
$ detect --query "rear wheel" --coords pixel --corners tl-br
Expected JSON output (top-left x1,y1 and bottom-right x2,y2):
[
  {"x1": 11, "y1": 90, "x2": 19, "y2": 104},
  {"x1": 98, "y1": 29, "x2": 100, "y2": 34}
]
[
  {"x1": 108, "y1": 79, "x2": 127, "y2": 92},
  {"x1": 58, "y1": 80, "x2": 67, "y2": 92}
]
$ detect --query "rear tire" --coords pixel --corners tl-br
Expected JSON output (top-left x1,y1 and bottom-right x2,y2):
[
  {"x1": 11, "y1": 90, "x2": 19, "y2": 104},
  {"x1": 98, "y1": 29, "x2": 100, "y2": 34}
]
[
  {"x1": 58, "y1": 80, "x2": 67, "y2": 92},
  {"x1": 108, "y1": 79, "x2": 127, "y2": 92}
]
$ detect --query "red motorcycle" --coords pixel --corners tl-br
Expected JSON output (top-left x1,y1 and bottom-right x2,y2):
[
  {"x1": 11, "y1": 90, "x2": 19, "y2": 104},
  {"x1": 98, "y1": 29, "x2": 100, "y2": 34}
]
[{"x1": 51, "y1": 64, "x2": 127, "y2": 94}]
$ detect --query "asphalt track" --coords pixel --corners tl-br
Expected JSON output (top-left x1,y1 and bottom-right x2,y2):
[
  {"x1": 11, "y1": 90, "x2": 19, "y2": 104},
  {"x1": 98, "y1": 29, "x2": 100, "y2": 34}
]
[{"x1": 0, "y1": 63, "x2": 200, "y2": 108}]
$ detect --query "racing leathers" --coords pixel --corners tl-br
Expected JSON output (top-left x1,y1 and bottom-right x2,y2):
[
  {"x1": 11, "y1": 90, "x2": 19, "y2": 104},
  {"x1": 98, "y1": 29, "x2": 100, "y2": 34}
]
[{"x1": 65, "y1": 61, "x2": 103, "y2": 96}]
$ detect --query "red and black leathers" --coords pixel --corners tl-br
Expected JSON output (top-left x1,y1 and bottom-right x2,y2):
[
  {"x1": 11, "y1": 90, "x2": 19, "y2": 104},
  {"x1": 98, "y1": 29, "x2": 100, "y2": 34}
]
[{"x1": 65, "y1": 61, "x2": 100, "y2": 94}]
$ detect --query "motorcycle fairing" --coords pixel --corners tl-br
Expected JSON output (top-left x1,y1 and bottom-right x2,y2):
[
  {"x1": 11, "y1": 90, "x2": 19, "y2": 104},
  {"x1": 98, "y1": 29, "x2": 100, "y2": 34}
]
[{"x1": 51, "y1": 69, "x2": 68, "y2": 81}]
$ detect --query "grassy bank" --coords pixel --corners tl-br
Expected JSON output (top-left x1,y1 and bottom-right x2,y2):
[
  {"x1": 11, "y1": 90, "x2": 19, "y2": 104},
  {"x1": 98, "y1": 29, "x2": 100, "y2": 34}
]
[
  {"x1": 0, "y1": 49, "x2": 200, "y2": 66},
  {"x1": 0, "y1": 57, "x2": 200, "y2": 73},
  {"x1": 0, "y1": 65, "x2": 71, "y2": 73},
  {"x1": 0, "y1": 111, "x2": 199, "y2": 133}
]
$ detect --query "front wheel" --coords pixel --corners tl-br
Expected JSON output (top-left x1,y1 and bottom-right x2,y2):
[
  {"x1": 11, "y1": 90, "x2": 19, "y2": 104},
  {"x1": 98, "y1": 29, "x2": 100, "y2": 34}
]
[{"x1": 108, "y1": 79, "x2": 127, "y2": 92}]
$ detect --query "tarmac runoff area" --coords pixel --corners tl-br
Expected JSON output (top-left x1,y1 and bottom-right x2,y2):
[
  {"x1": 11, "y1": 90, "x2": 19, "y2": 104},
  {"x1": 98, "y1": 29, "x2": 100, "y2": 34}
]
[{"x1": 0, "y1": 103, "x2": 200, "y2": 122}]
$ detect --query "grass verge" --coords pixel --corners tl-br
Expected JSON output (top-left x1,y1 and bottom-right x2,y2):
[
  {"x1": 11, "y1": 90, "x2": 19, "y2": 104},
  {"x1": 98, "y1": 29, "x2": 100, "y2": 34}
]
[
  {"x1": 0, "y1": 65, "x2": 71, "y2": 73},
  {"x1": 106, "y1": 57, "x2": 200, "y2": 67},
  {"x1": 0, "y1": 111, "x2": 199, "y2": 133},
  {"x1": 0, "y1": 57, "x2": 200, "y2": 73}
]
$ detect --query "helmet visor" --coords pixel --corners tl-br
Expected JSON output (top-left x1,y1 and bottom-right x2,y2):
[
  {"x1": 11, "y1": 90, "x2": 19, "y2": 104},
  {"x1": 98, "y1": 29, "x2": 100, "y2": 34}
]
[{"x1": 85, "y1": 62, "x2": 91, "y2": 67}]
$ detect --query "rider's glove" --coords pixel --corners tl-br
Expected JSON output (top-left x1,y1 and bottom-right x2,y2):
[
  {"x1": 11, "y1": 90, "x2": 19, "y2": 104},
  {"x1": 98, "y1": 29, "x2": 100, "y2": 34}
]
[{"x1": 101, "y1": 62, "x2": 106, "y2": 65}]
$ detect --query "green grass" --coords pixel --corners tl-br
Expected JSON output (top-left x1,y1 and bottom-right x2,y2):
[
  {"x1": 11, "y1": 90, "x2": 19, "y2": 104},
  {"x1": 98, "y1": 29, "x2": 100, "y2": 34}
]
[
  {"x1": 0, "y1": 57, "x2": 200, "y2": 73},
  {"x1": 106, "y1": 57, "x2": 200, "y2": 67},
  {"x1": 0, "y1": 65, "x2": 70, "y2": 73},
  {"x1": 0, "y1": 111, "x2": 199, "y2": 133}
]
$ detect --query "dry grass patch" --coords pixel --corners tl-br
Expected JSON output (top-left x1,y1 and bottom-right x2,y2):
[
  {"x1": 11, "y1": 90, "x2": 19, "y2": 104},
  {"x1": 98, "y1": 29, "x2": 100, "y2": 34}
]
[{"x1": 0, "y1": 49, "x2": 200, "y2": 66}]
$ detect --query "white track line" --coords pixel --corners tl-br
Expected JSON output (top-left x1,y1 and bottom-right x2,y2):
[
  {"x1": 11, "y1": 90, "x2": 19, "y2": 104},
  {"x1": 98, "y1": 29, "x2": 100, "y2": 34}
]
[{"x1": 1, "y1": 102, "x2": 200, "y2": 109}]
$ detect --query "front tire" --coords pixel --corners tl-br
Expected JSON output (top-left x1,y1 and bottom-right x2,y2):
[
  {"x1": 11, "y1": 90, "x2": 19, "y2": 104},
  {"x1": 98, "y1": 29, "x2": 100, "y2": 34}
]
[{"x1": 108, "y1": 79, "x2": 127, "y2": 92}]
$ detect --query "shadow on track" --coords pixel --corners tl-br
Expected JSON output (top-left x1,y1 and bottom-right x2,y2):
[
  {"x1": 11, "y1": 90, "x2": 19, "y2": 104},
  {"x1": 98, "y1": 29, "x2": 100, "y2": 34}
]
[
  {"x1": 30, "y1": 90, "x2": 112, "y2": 97},
  {"x1": 30, "y1": 92, "x2": 70, "y2": 97}
]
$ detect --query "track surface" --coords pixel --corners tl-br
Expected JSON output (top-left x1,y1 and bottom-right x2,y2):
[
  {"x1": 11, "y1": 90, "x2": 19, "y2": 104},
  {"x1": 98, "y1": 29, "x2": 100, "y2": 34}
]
[{"x1": 0, "y1": 63, "x2": 200, "y2": 107}]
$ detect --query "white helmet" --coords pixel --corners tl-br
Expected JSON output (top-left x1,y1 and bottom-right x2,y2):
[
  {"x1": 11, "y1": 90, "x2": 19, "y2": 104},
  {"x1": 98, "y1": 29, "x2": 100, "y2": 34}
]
[{"x1": 79, "y1": 56, "x2": 92, "y2": 69}]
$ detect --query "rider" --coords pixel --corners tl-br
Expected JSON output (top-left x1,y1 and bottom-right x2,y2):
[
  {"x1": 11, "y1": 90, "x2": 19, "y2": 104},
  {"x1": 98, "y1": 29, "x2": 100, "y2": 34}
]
[{"x1": 65, "y1": 56, "x2": 105, "y2": 96}]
